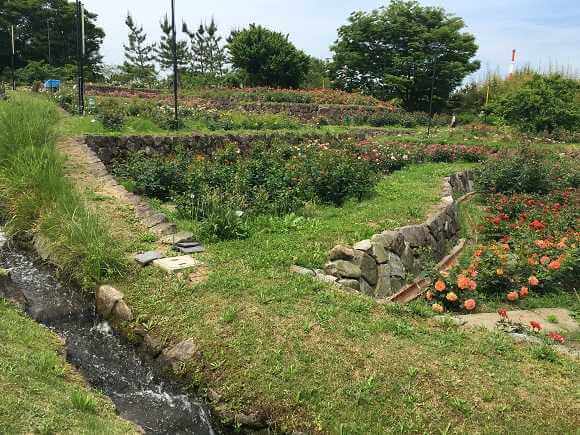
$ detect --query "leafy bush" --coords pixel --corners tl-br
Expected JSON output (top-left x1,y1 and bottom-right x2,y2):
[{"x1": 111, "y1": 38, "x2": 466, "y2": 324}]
[
  {"x1": 476, "y1": 147, "x2": 578, "y2": 194},
  {"x1": 365, "y1": 111, "x2": 450, "y2": 128},
  {"x1": 113, "y1": 154, "x2": 188, "y2": 200},
  {"x1": 176, "y1": 189, "x2": 248, "y2": 241},
  {"x1": 198, "y1": 110, "x2": 301, "y2": 131},
  {"x1": 96, "y1": 98, "x2": 126, "y2": 131},
  {"x1": 488, "y1": 74, "x2": 580, "y2": 133}
]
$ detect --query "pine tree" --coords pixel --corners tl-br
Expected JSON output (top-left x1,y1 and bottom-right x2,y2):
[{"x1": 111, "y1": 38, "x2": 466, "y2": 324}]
[
  {"x1": 183, "y1": 18, "x2": 226, "y2": 77},
  {"x1": 156, "y1": 14, "x2": 190, "y2": 74},
  {"x1": 122, "y1": 13, "x2": 157, "y2": 85}
]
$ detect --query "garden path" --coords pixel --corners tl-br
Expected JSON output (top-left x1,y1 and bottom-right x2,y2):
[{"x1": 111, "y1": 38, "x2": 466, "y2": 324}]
[{"x1": 57, "y1": 136, "x2": 207, "y2": 278}]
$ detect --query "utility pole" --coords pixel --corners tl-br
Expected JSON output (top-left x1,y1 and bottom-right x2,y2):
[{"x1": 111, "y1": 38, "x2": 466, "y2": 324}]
[
  {"x1": 171, "y1": 0, "x2": 179, "y2": 129},
  {"x1": 10, "y1": 25, "x2": 16, "y2": 91},
  {"x1": 427, "y1": 55, "x2": 438, "y2": 137},
  {"x1": 75, "y1": 0, "x2": 85, "y2": 115},
  {"x1": 47, "y1": 18, "x2": 51, "y2": 66}
]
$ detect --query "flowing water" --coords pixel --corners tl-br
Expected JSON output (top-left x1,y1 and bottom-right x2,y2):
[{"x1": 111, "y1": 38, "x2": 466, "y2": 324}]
[{"x1": 0, "y1": 231, "x2": 217, "y2": 435}]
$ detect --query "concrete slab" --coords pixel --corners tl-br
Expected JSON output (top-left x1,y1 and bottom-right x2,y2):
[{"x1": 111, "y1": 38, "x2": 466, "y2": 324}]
[
  {"x1": 134, "y1": 251, "x2": 165, "y2": 266},
  {"x1": 153, "y1": 256, "x2": 203, "y2": 274},
  {"x1": 160, "y1": 231, "x2": 194, "y2": 245},
  {"x1": 174, "y1": 245, "x2": 205, "y2": 254},
  {"x1": 454, "y1": 308, "x2": 578, "y2": 334},
  {"x1": 175, "y1": 241, "x2": 201, "y2": 248}
]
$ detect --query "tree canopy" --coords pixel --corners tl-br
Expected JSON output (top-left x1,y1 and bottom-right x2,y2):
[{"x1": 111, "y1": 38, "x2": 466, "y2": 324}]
[
  {"x1": 330, "y1": 0, "x2": 480, "y2": 111},
  {"x1": 122, "y1": 13, "x2": 157, "y2": 85},
  {"x1": 0, "y1": 0, "x2": 104, "y2": 78},
  {"x1": 156, "y1": 14, "x2": 190, "y2": 74},
  {"x1": 227, "y1": 24, "x2": 310, "y2": 88}
]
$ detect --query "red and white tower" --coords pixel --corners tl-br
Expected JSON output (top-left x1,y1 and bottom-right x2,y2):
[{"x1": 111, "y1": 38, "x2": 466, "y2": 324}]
[{"x1": 508, "y1": 49, "x2": 517, "y2": 79}]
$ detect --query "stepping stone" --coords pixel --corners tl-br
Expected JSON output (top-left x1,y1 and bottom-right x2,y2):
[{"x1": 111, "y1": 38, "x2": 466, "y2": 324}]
[
  {"x1": 134, "y1": 251, "x2": 165, "y2": 266},
  {"x1": 153, "y1": 256, "x2": 203, "y2": 274},
  {"x1": 150, "y1": 222, "x2": 177, "y2": 236},
  {"x1": 144, "y1": 213, "x2": 167, "y2": 228},
  {"x1": 175, "y1": 241, "x2": 201, "y2": 248},
  {"x1": 174, "y1": 245, "x2": 205, "y2": 254},
  {"x1": 160, "y1": 231, "x2": 194, "y2": 245}
]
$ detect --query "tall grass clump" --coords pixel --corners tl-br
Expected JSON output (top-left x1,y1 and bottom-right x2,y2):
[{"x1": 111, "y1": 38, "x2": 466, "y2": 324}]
[{"x1": 0, "y1": 95, "x2": 125, "y2": 287}]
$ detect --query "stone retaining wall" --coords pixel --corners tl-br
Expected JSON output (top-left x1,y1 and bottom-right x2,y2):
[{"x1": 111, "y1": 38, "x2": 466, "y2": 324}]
[
  {"x1": 84, "y1": 129, "x2": 388, "y2": 165},
  {"x1": 295, "y1": 170, "x2": 474, "y2": 299}
]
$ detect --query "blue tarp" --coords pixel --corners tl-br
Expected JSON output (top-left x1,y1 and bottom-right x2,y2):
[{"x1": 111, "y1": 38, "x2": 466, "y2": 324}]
[{"x1": 44, "y1": 79, "x2": 61, "y2": 90}]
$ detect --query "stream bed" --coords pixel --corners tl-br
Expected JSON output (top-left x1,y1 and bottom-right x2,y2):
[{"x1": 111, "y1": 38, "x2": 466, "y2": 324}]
[{"x1": 0, "y1": 232, "x2": 217, "y2": 435}]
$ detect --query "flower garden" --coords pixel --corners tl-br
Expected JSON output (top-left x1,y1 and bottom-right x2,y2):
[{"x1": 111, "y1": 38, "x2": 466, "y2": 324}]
[{"x1": 1, "y1": 90, "x2": 579, "y2": 434}]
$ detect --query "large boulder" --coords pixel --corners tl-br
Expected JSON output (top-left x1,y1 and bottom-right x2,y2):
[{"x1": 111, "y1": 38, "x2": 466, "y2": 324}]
[
  {"x1": 158, "y1": 339, "x2": 200, "y2": 371},
  {"x1": 96, "y1": 285, "x2": 124, "y2": 318}
]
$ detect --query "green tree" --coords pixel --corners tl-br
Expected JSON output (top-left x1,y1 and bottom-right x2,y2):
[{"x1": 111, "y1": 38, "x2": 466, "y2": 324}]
[
  {"x1": 304, "y1": 57, "x2": 331, "y2": 89},
  {"x1": 183, "y1": 18, "x2": 226, "y2": 77},
  {"x1": 156, "y1": 14, "x2": 190, "y2": 74},
  {"x1": 330, "y1": 0, "x2": 480, "y2": 111},
  {"x1": 227, "y1": 24, "x2": 310, "y2": 88},
  {"x1": 0, "y1": 0, "x2": 105, "y2": 80},
  {"x1": 489, "y1": 74, "x2": 580, "y2": 133},
  {"x1": 122, "y1": 13, "x2": 157, "y2": 85}
]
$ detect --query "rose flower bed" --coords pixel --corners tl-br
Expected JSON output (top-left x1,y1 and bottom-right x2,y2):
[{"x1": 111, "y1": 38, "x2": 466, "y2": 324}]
[{"x1": 427, "y1": 189, "x2": 578, "y2": 313}]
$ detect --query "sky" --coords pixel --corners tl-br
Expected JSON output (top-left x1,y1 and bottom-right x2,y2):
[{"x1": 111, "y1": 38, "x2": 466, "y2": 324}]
[{"x1": 83, "y1": 0, "x2": 580, "y2": 80}]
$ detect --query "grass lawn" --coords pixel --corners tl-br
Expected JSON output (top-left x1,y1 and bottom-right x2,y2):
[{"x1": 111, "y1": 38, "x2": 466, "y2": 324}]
[
  {"x1": 0, "y1": 300, "x2": 137, "y2": 434},
  {"x1": 103, "y1": 162, "x2": 579, "y2": 433}
]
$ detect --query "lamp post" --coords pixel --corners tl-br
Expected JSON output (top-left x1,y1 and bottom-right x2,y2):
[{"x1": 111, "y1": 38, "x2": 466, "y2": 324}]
[
  {"x1": 10, "y1": 25, "x2": 16, "y2": 91},
  {"x1": 75, "y1": 0, "x2": 85, "y2": 115},
  {"x1": 426, "y1": 55, "x2": 438, "y2": 137},
  {"x1": 170, "y1": 0, "x2": 179, "y2": 129}
]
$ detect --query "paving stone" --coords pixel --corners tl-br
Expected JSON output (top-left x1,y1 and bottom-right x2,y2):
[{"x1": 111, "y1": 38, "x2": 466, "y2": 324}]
[
  {"x1": 174, "y1": 245, "x2": 205, "y2": 254},
  {"x1": 176, "y1": 241, "x2": 201, "y2": 248},
  {"x1": 153, "y1": 256, "x2": 203, "y2": 274},
  {"x1": 160, "y1": 231, "x2": 194, "y2": 245},
  {"x1": 144, "y1": 213, "x2": 167, "y2": 228},
  {"x1": 134, "y1": 251, "x2": 165, "y2": 266}
]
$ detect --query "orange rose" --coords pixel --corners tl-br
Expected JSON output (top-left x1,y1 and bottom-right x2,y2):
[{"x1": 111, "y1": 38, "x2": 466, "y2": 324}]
[
  {"x1": 446, "y1": 292, "x2": 458, "y2": 302},
  {"x1": 432, "y1": 303, "x2": 444, "y2": 314},
  {"x1": 434, "y1": 280, "x2": 446, "y2": 292},
  {"x1": 519, "y1": 287, "x2": 529, "y2": 298},
  {"x1": 548, "y1": 260, "x2": 561, "y2": 271},
  {"x1": 468, "y1": 280, "x2": 477, "y2": 291},
  {"x1": 528, "y1": 276, "x2": 539, "y2": 286},
  {"x1": 507, "y1": 291, "x2": 519, "y2": 302},
  {"x1": 540, "y1": 256, "x2": 550, "y2": 265},
  {"x1": 464, "y1": 299, "x2": 476, "y2": 311},
  {"x1": 457, "y1": 275, "x2": 471, "y2": 290},
  {"x1": 425, "y1": 291, "x2": 434, "y2": 301},
  {"x1": 528, "y1": 256, "x2": 538, "y2": 266}
]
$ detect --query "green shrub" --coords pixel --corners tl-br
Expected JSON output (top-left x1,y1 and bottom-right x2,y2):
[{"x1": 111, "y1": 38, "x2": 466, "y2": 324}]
[
  {"x1": 113, "y1": 154, "x2": 188, "y2": 201},
  {"x1": 488, "y1": 74, "x2": 580, "y2": 133},
  {"x1": 96, "y1": 98, "x2": 126, "y2": 131},
  {"x1": 195, "y1": 110, "x2": 301, "y2": 131},
  {"x1": 176, "y1": 189, "x2": 248, "y2": 241},
  {"x1": 476, "y1": 146, "x2": 578, "y2": 194}
]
